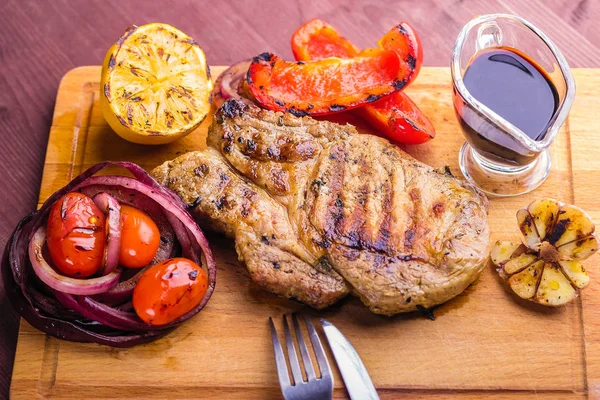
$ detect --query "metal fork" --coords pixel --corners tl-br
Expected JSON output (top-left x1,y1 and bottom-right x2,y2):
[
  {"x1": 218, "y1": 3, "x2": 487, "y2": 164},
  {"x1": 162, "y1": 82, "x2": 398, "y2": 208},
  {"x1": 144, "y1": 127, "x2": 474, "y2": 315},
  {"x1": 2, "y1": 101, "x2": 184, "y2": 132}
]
[{"x1": 269, "y1": 314, "x2": 334, "y2": 400}]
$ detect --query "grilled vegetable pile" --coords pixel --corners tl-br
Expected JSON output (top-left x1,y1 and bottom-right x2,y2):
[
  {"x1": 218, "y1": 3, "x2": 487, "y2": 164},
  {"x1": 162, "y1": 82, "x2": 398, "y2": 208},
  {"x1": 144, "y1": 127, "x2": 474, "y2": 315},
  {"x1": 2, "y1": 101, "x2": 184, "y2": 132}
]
[
  {"x1": 213, "y1": 19, "x2": 435, "y2": 145},
  {"x1": 291, "y1": 19, "x2": 434, "y2": 145},
  {"x1": 491, "y1": 199, "x2": 598, "y2": 306},
  {"x1": 2, "y1": 162, "x2": 216, "y2": 347}
]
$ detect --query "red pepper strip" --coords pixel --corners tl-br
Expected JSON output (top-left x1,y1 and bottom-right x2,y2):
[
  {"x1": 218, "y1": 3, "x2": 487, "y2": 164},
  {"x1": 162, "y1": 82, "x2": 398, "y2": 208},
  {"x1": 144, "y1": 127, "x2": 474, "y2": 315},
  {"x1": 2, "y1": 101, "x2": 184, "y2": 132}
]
[
  {"x1": 291, "y1": 18, "x2": 359, "y2": 60},
  {"x1": 359, "y1": 92, "x2": 435, "y2": 145},
  {"x1": 378, "y1": 22, "x2": 423, "y2": 90},
  {"x1": 291, "y1": 19, "x2": 435, "y2": 144},
  {"x1": 292, "y1": 20, "x2": 422, "y2": 91},
  {"x1": 247, "y1": 50, "x2": 403, "y2": 116}
]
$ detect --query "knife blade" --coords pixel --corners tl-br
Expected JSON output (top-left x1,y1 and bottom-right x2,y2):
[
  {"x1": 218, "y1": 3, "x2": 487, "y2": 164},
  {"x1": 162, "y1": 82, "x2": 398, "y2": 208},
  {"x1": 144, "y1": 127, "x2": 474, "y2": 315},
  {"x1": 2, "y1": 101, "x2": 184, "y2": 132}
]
[{"x1": 320, "y1": 319, "x2": 379, "y2": 400}]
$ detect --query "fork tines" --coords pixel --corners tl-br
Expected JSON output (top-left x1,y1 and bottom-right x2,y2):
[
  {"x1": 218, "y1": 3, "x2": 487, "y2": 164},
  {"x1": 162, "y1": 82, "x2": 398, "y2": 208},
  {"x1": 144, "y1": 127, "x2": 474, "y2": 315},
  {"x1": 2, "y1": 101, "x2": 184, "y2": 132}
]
[{"x1": 269, "y1": 314, "x2": 333, "y2": 400}]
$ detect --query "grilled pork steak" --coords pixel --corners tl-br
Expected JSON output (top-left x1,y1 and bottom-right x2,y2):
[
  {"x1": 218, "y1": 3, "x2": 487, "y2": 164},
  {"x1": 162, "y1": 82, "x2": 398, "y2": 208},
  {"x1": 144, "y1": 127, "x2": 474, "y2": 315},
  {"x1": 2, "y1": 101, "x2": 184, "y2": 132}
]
[{"x1": 153, "y1": 100, "x2": 490, "y2": 315}]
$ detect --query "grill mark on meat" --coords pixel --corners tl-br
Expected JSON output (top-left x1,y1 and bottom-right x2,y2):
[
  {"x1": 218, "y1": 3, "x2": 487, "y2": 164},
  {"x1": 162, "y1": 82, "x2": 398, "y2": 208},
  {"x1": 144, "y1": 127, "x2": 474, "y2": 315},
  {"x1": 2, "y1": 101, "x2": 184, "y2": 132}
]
[
  {"x1": 219, "y1": 98, "x2": 247, "y2": 119},
  {"x1": 386, "y1": 163, "x2": 407, "y2": 253},
  {"x1": 400, "y1": 160, "x2": 420, "y2": 253},
  {"x1": 292, "y1": 140, "x2": 319, "y2": 160},
  {"x1": 342, "y1": 247, "x2": 360, "y2": 261},
  {"x1": 240, "y1": 200, "x2": 251, "y2": 218},
  {"x1": 214, "y1": 196, "x2": 228, "y2": 210},
  {"x1": 404, "y1": 229, "x2": 416, "y2": 247},
  {"x1": 322, "y1": 144, "x2": 346, "y2": 244},
  {"x1": 372, "y1": 180, "x2": 393, "y2": 253},
  {"x1": 242, "y1": 187, "x2": 257, "y2": 200},
  {"x1": 355, "y1": 150, "x2": 377, "y2": 247},
  {"x1": 346, "y1": 184, "x2": 369, "y2": 249},
  {"x1": 338, "y1": 147, "x2": 369, "y2": 250}
]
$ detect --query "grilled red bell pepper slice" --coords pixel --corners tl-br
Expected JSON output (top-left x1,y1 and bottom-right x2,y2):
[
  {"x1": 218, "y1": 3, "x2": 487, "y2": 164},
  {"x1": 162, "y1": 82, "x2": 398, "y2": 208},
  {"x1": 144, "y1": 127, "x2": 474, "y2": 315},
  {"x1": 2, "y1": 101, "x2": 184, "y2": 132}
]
[
  {"x1": 292, "y1": 19, "x2": 422, "y2": 91},
  {"x1": 291, "y1": 18, "x2": 360, "y2": 61},
  {"x1": 359, "y1": 92, "x2": 435, "y2": 145},
  {"x1": 291, "y1": 19, "x2": 434, "y2": 144},
  {"x1": 247, "y1": 50, "x2": 403, "y2": 116},
  {"x1": 378, "y1": 22, "x2": 423, "y2": 90}
]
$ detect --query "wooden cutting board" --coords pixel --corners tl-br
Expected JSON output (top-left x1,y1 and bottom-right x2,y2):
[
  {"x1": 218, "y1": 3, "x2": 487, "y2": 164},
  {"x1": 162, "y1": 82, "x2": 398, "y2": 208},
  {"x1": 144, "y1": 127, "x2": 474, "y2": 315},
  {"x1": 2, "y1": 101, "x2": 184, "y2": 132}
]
[{"x1": 9, "y1": 66, "x2": 600, "y2": 399}]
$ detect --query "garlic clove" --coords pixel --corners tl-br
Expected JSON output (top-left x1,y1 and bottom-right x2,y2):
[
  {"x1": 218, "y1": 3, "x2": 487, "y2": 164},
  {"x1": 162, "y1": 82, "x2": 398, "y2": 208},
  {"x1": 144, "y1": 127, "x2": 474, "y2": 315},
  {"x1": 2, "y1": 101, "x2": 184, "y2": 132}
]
[
  {"x1": 527, "y1": 199, "x2": 560, "y2": 242},
  {"x1": 550, "y1": 204, "x2": 596, "y2": 247},
  {"x1": 490, "y1": 241, "x2": 522, "y2": 266},
  {"x1": 557, "y1": 233, "x2": 599, "y2": 260},
  {"x1": 534, "y1": 263, "x2": 576, "y2": 306},
  {"x1": 517, "y1": 209, "x2": 541, "y2": 249},
  {"x1": 504, "y1": 253, "x2": 539, "y2": 275},
  {"x1": 508, "y1": 260, "x2": 543, "y2": 300},
  {"x1": 558, "y1": 260, "x2": 590, "y2": 289}
]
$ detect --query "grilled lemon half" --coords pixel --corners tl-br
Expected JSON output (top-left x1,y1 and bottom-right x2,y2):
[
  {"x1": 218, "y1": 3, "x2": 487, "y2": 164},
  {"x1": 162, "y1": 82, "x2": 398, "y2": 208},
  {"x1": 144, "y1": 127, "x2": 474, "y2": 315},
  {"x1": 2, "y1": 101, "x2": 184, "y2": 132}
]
[{"x1": 101, "y1": 23, "x2": 212, "y2": 145}]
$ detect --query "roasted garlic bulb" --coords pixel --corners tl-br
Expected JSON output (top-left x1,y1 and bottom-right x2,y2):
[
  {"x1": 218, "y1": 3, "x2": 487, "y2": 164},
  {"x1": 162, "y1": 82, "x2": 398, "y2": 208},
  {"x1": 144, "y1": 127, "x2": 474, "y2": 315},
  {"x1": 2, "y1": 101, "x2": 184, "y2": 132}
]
[{"x1": 491, "y1": 199, "x2": 598, "y2": 306}]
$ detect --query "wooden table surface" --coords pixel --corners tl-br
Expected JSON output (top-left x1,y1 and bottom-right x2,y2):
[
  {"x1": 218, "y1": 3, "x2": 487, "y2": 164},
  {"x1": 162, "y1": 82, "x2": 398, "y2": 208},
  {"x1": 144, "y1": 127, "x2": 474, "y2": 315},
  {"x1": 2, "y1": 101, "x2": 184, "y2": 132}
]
[{"x1": 1, "y1": 0, "x2": 599, "y2": 397}]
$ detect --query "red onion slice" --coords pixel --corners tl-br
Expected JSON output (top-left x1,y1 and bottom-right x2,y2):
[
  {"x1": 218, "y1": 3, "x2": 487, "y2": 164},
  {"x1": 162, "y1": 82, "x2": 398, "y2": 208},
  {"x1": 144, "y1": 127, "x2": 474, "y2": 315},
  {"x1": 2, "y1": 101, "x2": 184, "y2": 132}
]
[
  {"x1": 28, "y1": 226, "x2": 122, "y2": 295},
  {"x1": 213, "y1": 60, "x2": 254, "y2": 107},
  {"x1": 165, "y1": 211, "x2": 199, "y2": 264},
  {"x1": 54, "y1": 292, "x2": 157, "y2": 332},
  {"x1": 92, "y1": 192, "x2": 121, "y2": 275}
]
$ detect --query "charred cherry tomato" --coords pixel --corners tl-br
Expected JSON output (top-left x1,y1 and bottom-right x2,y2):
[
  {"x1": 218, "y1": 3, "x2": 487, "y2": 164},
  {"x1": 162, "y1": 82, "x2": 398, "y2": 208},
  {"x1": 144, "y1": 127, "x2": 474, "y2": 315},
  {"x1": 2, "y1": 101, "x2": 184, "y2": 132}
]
[
  {"x1": 291, "y1": 19, "x2": 434, "y2": 144},
  {"x1": 119, "y1": 204, "x2": 160, "y2": 268},
  {"x1": 46, "y1": 192, "x2": 106, "y2": 278},
  {"x1": 247, "y1": 50, "x2": 401, "y2": 116},
  {"x1": 133, "y1": 258, "x2": 208, "y2": 325}
]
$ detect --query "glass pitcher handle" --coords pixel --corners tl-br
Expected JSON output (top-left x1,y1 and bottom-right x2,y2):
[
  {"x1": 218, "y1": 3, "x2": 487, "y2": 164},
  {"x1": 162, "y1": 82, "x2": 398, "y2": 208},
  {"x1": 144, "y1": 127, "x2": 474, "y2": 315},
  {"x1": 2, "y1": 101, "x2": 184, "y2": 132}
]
[{"x1": 476, "y1": 21, "x2": 503, "y2": 51}]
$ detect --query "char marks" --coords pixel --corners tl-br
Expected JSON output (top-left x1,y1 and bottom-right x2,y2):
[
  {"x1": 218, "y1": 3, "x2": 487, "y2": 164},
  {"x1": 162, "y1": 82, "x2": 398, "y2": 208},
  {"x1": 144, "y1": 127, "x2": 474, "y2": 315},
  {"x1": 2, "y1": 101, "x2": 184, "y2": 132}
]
[{"x1": 306, "y1": 135, "x2": 413, "y2": 256}]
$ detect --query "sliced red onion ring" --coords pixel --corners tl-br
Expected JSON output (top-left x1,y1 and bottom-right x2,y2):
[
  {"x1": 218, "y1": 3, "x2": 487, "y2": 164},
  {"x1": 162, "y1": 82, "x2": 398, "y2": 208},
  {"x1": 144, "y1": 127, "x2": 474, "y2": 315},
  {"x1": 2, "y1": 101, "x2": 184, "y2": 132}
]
[
  {"x1": 29, "y1": 226, "x2": 122, "y2": 295},
  {"x1": 212, "y1": 60, "x2": 254, "y2": 107},
  {"x1": 3, "y1": 161, "x2": 215, "y2": 347},
  {"x1": 54, "y1": 292, "x2": 157, "y2": 332},
  {"x1": 92, "y1": 192, "x2": 121, "y2": 275},
  {"x1": 165, "y1": 211, "x2": 199, "y2": 264}
]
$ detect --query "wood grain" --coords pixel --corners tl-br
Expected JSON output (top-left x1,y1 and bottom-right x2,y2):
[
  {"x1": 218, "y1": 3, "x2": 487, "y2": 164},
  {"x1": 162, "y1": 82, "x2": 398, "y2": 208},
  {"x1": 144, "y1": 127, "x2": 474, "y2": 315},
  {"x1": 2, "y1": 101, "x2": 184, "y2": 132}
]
[
  {"x1": 1, "y1": 1, "x2": 600, "y2": 397},
  {"x1": 6, "y1": 65, "x2": 599, "y2": 398}
]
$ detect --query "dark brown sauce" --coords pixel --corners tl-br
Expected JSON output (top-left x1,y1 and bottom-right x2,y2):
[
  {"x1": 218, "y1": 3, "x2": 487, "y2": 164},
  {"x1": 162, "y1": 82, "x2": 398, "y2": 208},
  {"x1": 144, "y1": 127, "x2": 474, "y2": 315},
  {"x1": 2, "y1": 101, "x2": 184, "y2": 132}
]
[
  {"x1": 463, "y1": 47, "x2": 559, "y2": 141},
  {"x1": 454, "y1": 47, "x2": 560, "y2": 166}
]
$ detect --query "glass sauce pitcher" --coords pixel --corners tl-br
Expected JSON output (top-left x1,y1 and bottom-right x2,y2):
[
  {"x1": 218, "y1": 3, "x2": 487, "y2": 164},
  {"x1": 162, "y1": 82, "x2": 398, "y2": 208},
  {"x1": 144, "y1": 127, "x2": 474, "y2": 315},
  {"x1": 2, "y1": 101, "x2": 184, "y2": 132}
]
[{"x1": 451, "y1": 14, "x2": 575, "y2": 196}]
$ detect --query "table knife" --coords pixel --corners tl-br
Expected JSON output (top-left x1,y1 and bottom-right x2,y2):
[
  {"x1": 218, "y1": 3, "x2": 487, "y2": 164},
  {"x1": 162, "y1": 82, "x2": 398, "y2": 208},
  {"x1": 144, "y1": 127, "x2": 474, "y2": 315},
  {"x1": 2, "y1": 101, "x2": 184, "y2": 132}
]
[{"x1": 320, "y1": 319, "x2": 379, "y2": 400}]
